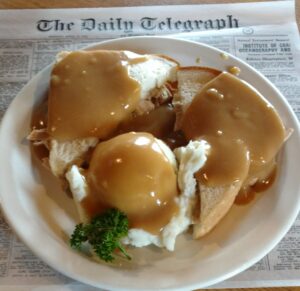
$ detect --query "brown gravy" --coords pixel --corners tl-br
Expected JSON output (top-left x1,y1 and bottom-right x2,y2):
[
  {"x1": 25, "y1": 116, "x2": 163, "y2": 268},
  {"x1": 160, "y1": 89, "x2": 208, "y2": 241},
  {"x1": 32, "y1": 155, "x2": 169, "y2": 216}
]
[
  {"x1": 31, "y1": 142, "x2": 49, "y2": 162},
  {"x1": 32, "y1": 96, "x2": 48, "y2": 131},
  {"x1": 48, "y1": 50, "x2": 143, "y2": 141},
  {"x1": 234, "y1": 187, "x2": 256, "y2": 205},
  {"x1": 85, "y1": 132, "x2": 178, "y2": 234},
  {"x1": 181, "y1": 72, "x2": 285, "y2": 194},
  {"x1": 195, "y1": 136, "x2": 250, "y2": 186},
  {"x1": 118, "y1": 104, "x2": 176, "y2": 139},
  {"x1": 117, "y1": 103, "x2": 187, "y2": 150},
  {"x1": 235, "y1": 166, "x2": 277, "y2": 205},
  {"x1": 30, "y1": 96, "x2": 49, "y2": 160}
]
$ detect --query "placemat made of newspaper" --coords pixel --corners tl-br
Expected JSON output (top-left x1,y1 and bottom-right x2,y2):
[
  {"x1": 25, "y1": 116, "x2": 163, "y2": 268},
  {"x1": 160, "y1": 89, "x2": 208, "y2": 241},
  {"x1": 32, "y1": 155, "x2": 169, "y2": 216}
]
[{"x1": 0, "y1": 1, "x2": 299, "y2": 290}]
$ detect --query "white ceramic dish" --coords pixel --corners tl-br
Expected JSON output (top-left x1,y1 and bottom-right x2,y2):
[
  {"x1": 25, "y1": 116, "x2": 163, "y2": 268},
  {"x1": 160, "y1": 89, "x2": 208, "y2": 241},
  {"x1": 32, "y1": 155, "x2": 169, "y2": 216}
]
[{"x1": 0, "y1": 36, "x2": 300, "y2": 290}]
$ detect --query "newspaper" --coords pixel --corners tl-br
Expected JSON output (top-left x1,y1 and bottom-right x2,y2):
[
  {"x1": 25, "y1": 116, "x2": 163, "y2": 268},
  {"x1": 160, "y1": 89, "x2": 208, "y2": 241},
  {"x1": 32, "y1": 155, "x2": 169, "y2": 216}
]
[{"x1": 0, "y1": 1, "x2": 299, "y2": 290}]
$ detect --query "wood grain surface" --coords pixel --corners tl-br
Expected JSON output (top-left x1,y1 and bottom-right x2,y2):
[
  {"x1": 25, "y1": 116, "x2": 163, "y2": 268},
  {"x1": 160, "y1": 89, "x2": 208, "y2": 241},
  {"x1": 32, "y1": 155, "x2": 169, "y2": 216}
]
[{"x1": 0, "y1": 0, "x2": 299, "y2": 290}]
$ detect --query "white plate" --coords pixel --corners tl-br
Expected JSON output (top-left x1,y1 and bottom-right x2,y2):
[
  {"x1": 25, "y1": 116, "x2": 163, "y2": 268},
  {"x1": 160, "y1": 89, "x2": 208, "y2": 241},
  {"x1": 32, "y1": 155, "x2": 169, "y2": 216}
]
[{"x1": 0, "y1": 36, "x2": 300, "y2": 290}]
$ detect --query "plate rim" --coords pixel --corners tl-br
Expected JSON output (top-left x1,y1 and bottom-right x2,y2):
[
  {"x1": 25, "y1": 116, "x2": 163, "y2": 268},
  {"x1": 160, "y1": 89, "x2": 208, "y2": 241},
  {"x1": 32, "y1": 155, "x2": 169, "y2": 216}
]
[{"x1": 0, "y1": 36, "x2": 300, "y2": 290}]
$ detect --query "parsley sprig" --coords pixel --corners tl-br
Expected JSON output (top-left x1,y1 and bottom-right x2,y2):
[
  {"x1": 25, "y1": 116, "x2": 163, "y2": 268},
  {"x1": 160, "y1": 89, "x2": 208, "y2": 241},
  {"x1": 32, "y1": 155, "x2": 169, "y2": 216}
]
[{"x1": 70, "y1": 208, "x2": 131, "y2": 262}]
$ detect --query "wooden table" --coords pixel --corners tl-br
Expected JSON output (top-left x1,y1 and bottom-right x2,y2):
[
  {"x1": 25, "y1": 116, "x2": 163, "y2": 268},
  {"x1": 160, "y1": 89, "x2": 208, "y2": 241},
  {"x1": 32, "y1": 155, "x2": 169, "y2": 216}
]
[{"x1": 0, "y1": 1, "x2": 299, "y2": 291}]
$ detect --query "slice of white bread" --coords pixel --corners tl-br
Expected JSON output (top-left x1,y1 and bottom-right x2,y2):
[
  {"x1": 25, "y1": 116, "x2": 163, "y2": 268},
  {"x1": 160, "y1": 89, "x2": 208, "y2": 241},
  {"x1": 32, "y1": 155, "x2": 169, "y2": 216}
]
[
  {"x1": 127, "y1": 52, "x2": 178, "y2": 99},
  {"x1": 176, "y1": 67, "x2": 289, "y2": 239},
  {"x1": 43, "y1": 51, "x2": 178, "y2": 177},
  {"x1": 49, "y1": 137, "x2": 98, "y2": 177},
  {"x1": 173, "y1": 67, "x2": 220, "y2": 130},
  {"x1": 175, "y1": 67, "x2": 240, "y2": 239},
  {"x1": 193, "y1": 182, "x2": 242, "y2": 238},
  {"x1": 27, "y1": 129, "x2": 98, "y2": 177}
]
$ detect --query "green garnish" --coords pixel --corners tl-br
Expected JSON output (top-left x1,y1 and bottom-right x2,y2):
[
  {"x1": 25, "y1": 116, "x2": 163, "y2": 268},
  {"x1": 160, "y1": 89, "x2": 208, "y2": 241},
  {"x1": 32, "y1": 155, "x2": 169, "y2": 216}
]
[{"x1": 70, "y1": 208, "x2": 131, "y2": 262}]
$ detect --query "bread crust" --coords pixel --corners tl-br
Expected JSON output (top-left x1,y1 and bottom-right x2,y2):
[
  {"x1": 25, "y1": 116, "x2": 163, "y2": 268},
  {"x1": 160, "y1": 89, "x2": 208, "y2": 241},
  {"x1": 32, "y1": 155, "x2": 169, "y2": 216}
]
[
  {"x1": 179, "y1": 66, "x2": 221, "y2": 74},
  {"x1": 173, "y1": 66, "x2": 221, "y2": 130}
]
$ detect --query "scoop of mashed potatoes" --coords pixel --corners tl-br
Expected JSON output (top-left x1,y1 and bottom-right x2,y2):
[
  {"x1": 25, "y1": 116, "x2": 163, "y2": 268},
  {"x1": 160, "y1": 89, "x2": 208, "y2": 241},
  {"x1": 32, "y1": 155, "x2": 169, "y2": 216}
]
[{"x1": 66, "y1": 139, "x2": 209, "y2": 251}]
